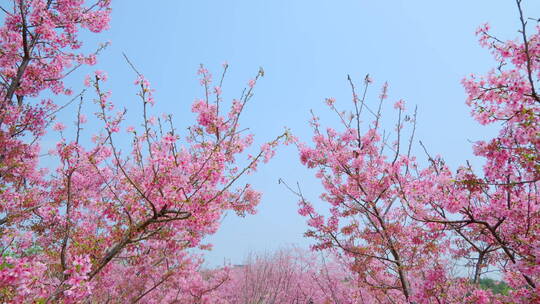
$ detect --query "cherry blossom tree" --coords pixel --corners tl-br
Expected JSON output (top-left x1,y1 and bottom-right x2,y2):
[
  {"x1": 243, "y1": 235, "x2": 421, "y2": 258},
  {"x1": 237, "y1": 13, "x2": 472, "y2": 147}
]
[
  {"x1": 295, "y1": 1, "x2": 539, "y2": 303},
  {"x1": 407, "y1": 0, "x2": 540, "y2": 301},
  {"x1": 2, "y1": 0, "x2": 538, "y2": 303},
  {"x1": 0, "y1": 0, "x2": 111, "y2": 301},
  {"x1": 293, "y1": 76, "x2": 462, "y2": 303},
  {"x1": 0, "y1": 1, "x2": 287, "y2": 302},
  {"x1": 218, "y1": 248, "x2": 360, "y2": 304}
]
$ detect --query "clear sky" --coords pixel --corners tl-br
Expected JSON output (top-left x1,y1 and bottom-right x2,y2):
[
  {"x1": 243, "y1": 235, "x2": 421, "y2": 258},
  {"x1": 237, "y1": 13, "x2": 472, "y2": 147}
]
[{"x1": 57, "y1": 0, "x2": 540, "y2": 267}]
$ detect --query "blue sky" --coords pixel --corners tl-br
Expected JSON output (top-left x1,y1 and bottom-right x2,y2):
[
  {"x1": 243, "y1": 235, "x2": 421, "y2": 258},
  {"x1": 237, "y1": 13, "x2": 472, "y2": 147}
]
[{"x1": 57, "y1": 0, "x2": 540, "y2": 266}]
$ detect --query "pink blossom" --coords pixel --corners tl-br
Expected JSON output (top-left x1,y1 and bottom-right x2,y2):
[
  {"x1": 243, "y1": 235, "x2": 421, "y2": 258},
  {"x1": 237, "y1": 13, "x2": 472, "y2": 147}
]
[
  {"x1": 325, "y1": 97, "x2": 336, "y2": 106},
  {"x1": 393, "y1": 99, "x2": 405, "y2": 110},
  {"x1": 248, "y1": 79, "x2": 256, "y2": 88},
  {"x1": 53, "y1": 122, "x2": 66, "y2": 131},
  {"x1": 84, "y1": 74, "x2": 92, "y2": 87},
  {"x1": 94, "y1": 70, "x2": 107, "y2": 81}
]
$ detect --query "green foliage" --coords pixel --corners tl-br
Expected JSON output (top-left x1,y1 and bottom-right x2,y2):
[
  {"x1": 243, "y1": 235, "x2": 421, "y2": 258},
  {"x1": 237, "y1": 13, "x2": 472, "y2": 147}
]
[
  {"x1": 479, "y1": 278, "x2": 511, "y2": 295},
  {"x1": 0, "y1": 260, "x2": 14, "y2": 271}
]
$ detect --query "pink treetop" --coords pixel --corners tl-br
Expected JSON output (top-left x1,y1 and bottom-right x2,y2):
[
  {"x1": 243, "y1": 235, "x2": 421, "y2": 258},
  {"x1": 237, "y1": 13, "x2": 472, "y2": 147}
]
[
  {"x1": 295, "y1": 76, "x2": 459, "y2": 303},
  {"x1": 25, "y1": 66, "x2": 285, "y2": 303}
]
